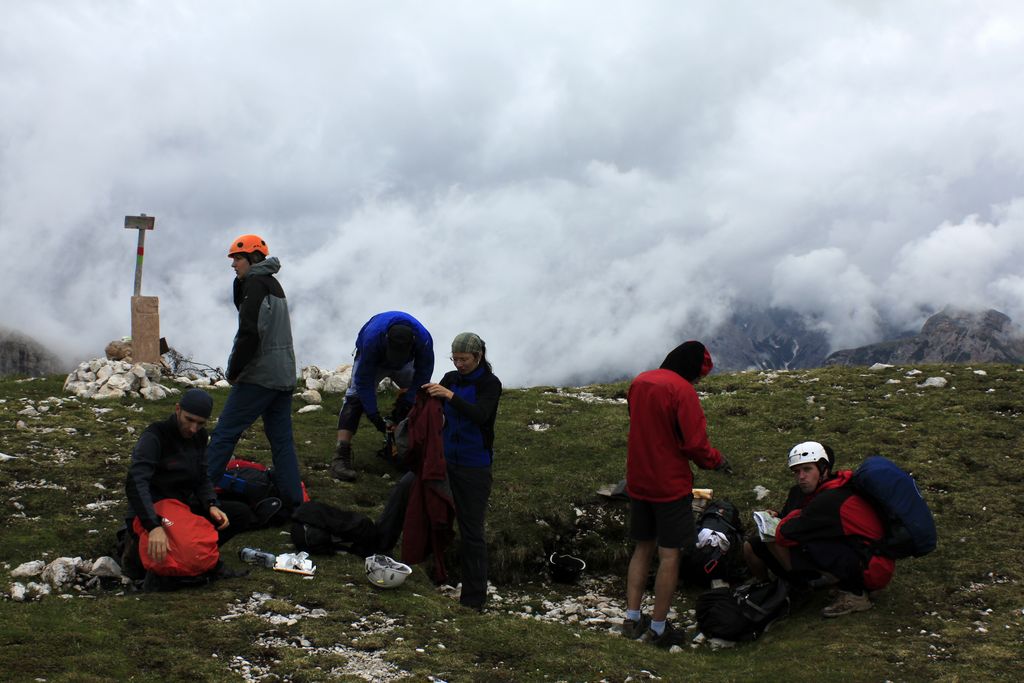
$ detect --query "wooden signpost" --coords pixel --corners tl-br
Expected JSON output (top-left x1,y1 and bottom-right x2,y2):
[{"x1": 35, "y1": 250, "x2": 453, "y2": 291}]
[{"x1": 124, "y1": 214, "x2": 160, "y2": 363}]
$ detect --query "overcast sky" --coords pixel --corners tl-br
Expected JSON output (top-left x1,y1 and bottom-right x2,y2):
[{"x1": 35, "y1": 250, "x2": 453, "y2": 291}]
[{"x1": 3, "y1": 1, "x2": 1023, "y2": 386}]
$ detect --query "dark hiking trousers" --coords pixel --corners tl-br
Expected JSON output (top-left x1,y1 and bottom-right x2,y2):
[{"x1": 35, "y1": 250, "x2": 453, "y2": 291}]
[{"x1": 448, "y1": 463, "x2": 492, "y2": 609}]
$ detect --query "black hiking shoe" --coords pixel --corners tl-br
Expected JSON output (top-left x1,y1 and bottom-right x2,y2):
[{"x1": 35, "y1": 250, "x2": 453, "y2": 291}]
[
  {"x1": 119, "y1": 531, "x2": 145, "y2": 581},
  {"x1": 142, "y1": 571, "x2": 182, "y2": 592},
  {"x1": 620, "y1": 614, "x2": 651, "y2": 639},
  {"x1": 214, "y1": 564, "x2": 251, "y2": 580},
  {"x1": 647, "y1": 622, "x2": 685, "y2": 649}
]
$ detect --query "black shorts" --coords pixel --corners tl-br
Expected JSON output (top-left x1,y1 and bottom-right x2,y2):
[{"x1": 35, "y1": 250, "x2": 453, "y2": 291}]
[
  {"x1": 629, "y1": 495, "x2": 696, "y2": 549},
  {"x1": 337, "y1": 395, "x2": 365, "y2": 432}
]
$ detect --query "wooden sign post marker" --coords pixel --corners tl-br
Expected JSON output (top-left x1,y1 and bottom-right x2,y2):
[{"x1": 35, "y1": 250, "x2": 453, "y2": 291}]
[{"x1": 124, "y1": 214, "x2": 160, "y2": 363}]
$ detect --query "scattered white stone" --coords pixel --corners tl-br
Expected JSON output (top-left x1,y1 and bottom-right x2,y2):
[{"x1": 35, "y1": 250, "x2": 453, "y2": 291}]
[
  {"x1": 10, "y1": 560, "x2": 45, "y2": 578},
  {"x1": 140, "y1": 384, "x2": 169, "y2": 401},
  {"x1": 84, "y1": 500, "x2": 120, "y2": 512},
  {"x1": 753, "y1": 485, "x2": 771, "y2": 501},
  {"x1": 26, "y1": 582, "x2": 52, "y2": 599},
  {"x1": 41, "y1": 557, "x2": 82, "y2": 588},
  {"x1": 528, "y1": 423, "x2": 551, "y2": 432},
  {"x1": 297, "y1": 405, "x2": 323, "y2": 414},
  {"x1": 0, "y1": 451, "x2": 18, "y2": 461},
  {"x1": 869, "y1": 363, "x2": 894, "y2": 371},
  {"x1": 86, "y1": 557, "x2": 122, "y2": 578},
  {"x1": 303, "y1": 364, "x2": 352, "y2": 394},
  {"x1": 906, "y1": 369, "x2": 922, "y2": 376},
  {"x1": 9, "y1": 582, "x2": 27, "y2": 601},
  {"x1": 917, "y1": 377, "x2": 948, "y2": 389},
  {"x1": 973, "y1": 370, "x2": 987, "y2": 376},
  {"x1": 298, "y1": 389, "x2": 322, "y2": 405},
  {"x1": 547, "y1": 388, "x2": 627, "y2": 405}
]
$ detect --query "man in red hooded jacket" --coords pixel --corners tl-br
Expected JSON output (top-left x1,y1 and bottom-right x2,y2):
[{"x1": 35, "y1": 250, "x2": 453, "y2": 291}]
[
  {"x1": 746, "y1": 441, "x2": 895, "y2": 618},
  {"x1": 621, "y1": 341, "x2": 731, "y2": 648}
]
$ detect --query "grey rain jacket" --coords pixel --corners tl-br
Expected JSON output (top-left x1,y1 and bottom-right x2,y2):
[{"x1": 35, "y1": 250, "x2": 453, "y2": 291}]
[{"x1": 226, "y1": 257, "x2": 296, "y2": 391}]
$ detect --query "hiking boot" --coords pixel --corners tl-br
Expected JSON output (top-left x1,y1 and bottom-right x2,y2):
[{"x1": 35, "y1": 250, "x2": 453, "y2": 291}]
[
  {"x1": 647, "y1": 621, "x2": 685, "y2": 649},
  {"x1": 821, "y1": 590, "x2": 872, "y2": 618},
  {"x1": 214, "y1": 563, "x2": 251, "y2": 580},
  {"x1": 330, "y1": 442, "x2": 357, "y2": 482},
  {"x1": 119, "y1": 531, "x2": 145, "y2": 581},
  {"x1": 620, "y1": 614, "x2": 651, "y2": 640}
]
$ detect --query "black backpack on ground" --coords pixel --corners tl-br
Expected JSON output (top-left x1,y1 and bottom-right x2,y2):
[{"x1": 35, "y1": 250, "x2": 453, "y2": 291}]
[
  {"x1": 695, "y1": 578, "x2": 791, "y2": 642},
  {"x1": 290, "y1": 501, "x2": 379, "y2": 557},
  {"x1": 216, "y1": 458, "x2": 308, "y2": 527},
  {"x1": 218, "y1": 465, "x2": 274, "y2": 507},
  {"x1": 681, "y1": 499, "x2": 747, "y2": 586}
]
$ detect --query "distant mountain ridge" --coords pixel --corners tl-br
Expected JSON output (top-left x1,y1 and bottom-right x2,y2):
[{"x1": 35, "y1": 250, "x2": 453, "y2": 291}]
[
  {"x1": 0, "y1": 328, "x2": 64, "y2": 377},
  {"x1": 706, "y1": 307, "x2": 832, "y2": 371},
  {"x1": 824, "y1": 308, "x2": 1024, "y2": 367},
  {"x1": 707, "y1": 306, "x2": 1024, "y2": 372}
]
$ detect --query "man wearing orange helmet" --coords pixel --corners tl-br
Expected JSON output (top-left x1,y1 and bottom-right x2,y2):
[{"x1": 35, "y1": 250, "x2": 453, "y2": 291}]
[{"x1": 205, "y1": 234, "x2": 304, "y2": 512}]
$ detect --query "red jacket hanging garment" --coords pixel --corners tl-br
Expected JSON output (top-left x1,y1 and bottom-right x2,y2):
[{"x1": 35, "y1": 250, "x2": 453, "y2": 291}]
[{"x1": 401, "y1": 389, "x2": 455, "y2": 582}]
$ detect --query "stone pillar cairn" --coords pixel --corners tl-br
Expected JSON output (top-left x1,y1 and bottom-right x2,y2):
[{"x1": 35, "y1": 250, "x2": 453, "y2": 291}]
[{"x1": 124, "y1": 214, "x2": 160, "y2": 364}]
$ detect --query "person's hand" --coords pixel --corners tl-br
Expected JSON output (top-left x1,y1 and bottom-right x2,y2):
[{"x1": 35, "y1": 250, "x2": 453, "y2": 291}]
[
  {"x1": 716, "y1": 455, "x2": 734, "y2": 475},
  {"x1": 147, "y1": 526, "x2": 169, "y2": 563},
  {"x1": 209, "y1": 505, "x2": 230, "y2": 530},
  {"x1": 368, "y1": 412, "x2": 388, "y2": 433},
  {"x1": 421, "y1": 383, "x2": 454, "y2": 401}
]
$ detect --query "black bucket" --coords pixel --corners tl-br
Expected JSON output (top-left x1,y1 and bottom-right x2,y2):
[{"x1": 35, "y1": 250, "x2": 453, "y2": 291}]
[{"x1": 548, "y1": 552, "x2": 586, "y2": 584}]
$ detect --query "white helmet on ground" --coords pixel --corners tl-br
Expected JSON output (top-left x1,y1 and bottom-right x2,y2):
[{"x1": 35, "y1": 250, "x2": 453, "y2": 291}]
[
  {"x1": 365, "y1": 554, "x2": 412, "y2": 588},
  {"x1": 787, "y1": 441, "x2": 830, "y2": 469}
]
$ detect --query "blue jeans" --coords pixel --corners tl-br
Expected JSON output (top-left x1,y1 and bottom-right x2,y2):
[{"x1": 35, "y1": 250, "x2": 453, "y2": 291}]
[{"x1": 206, "y1": 382, "x2": 303, "y2": 507}]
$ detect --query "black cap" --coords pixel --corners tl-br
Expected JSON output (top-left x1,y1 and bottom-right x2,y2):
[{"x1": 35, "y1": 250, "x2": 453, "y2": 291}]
[{"x1": 179, "y1": 388, "x2": 214, "y2": 419}]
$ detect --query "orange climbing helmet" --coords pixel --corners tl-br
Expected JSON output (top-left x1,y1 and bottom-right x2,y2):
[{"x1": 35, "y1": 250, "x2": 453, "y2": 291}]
[{"x1": 228, "y1": 234, "x2": 269, "y2": 257}]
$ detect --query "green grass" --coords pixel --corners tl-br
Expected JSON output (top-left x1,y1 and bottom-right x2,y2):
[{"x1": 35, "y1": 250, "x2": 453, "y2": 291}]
[{"x1": 1, "y1": 365, "x2": 1023, "y2": 681}]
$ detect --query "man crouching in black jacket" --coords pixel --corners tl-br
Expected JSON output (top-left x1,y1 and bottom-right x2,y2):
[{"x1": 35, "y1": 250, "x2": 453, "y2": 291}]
[{"x1": 122, "y1": 388, "x2": 252, "y2": 588}]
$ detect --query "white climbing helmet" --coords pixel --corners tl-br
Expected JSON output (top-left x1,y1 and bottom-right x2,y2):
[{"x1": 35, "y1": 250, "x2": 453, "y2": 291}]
[
  {"x1": 787, "y1": 441, "x2": 830, "y2": 469},
  {"x1": 365, "y1": 554, "x2": 412, "y2": 589}
]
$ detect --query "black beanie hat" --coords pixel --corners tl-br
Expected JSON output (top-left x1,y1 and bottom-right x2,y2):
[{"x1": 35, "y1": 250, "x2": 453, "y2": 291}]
[
  {"x1": 179, "y1": 388, "x2": 214, "y2": 419},
  {"x1": 660, "y1": 340, "x2": 713, "y2": 382}
]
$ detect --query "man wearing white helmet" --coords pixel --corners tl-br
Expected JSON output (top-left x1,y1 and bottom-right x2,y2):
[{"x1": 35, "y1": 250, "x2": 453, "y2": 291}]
[{"x1": 743, "y1": 441, "x2": 895, "y2": 618}]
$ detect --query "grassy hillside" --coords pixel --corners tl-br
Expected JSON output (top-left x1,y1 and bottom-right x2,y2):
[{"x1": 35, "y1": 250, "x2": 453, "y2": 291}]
[{"x1": 1, "y1": 364, "x2": 1022, "y2": 682}]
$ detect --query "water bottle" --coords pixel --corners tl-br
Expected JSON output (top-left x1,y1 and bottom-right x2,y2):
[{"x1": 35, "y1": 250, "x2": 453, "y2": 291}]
[{"x1": 238, "y1": 547, "x2": 277, "y2": 568}]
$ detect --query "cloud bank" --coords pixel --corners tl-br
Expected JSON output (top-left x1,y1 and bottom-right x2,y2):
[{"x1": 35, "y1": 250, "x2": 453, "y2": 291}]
[{"x1": 3, "y1": 1, "x2": 1024, "y2": 386}]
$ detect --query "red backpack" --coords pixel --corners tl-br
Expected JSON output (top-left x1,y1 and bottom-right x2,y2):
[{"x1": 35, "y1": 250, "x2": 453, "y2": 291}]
[{"x1": 133, "y1": 499, "x2": 219, "y2": 577}]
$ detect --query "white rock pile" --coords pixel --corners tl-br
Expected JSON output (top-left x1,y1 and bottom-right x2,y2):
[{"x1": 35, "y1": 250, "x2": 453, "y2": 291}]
[
  {"x1": 298, "y1": 364, "x2": 353, "y2": 401},
  {"x1": 63, "y1": 359, "x2": 180, "y2": 401},
  {"x1": 8, "y1": 556, "x2": 126, "y2": 601},
  {"x1": 63, "y1": 358, "x2": 233, "y2": 401}
]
